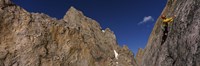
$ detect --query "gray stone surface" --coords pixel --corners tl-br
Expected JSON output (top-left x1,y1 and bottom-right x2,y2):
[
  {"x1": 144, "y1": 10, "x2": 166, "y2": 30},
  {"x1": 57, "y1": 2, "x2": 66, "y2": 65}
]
[{"x1": 142, "y1": 0, "x2": 200, "y2": 66}]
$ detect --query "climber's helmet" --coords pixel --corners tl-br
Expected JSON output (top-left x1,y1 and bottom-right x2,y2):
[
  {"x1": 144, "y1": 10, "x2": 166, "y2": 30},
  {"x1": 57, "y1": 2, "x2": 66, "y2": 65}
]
[{"x1": 161, "y1": 15, "x2": 166, "y2": 19}]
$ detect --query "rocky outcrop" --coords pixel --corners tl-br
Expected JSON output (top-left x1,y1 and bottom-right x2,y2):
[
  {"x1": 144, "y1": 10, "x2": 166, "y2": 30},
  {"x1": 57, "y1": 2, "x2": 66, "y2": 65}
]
[
  {"x1": 142, "y1": 0, "x2": 200, "y2": 66},
  {"x1": 0, "y1": 0, "x2": 137, "y2": 66},
  {"x1": 135, "y1": 48, "x2": 144, "y2": 66}
]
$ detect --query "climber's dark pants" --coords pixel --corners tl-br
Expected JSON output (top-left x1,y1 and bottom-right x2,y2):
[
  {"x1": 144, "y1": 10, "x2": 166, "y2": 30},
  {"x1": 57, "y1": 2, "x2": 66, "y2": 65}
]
[{"x1": 161, "y1": 23, "x2": 168, "y2": 44}]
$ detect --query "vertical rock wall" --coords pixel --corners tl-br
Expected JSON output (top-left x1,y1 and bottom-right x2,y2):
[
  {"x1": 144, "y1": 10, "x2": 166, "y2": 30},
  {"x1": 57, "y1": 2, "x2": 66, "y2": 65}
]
[{"x1": 142, "y1": 0, "x2": 200, "y2": 66}]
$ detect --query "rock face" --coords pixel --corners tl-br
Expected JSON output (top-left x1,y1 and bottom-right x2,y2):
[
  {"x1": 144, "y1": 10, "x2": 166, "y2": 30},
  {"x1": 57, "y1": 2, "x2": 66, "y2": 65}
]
[
  {"x1": 142, "y1": 0, "x2": 200, "y2": 66},
  {"x1": 0, "y1": 0, "x2": 137, "y2": 66}
]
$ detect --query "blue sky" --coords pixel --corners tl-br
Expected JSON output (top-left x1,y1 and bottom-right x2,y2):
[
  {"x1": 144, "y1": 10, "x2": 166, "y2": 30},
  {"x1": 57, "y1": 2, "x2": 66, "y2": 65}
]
[{"x1": 12, "y1": 0, "x2": 167, "y2": 54}]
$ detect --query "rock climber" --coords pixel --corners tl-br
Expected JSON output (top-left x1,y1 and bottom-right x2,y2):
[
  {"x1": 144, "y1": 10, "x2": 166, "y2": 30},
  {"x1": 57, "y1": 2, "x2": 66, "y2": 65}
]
[
  {"x1": 161, "y1": 15, "x2": 176, "y2": 32},
  {"x1": 160, "y1": 15, "x2": 176, "y2": 44}
]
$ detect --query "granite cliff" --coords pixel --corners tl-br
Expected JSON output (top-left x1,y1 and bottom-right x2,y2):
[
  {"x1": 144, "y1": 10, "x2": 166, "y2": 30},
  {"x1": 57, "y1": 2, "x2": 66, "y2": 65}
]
[
  {"x1": 0, "y1": 0, "x2": 137, "y2": 66},
  {"x1": 141, "y1": 0, "x2": 200, "y2": 66}
]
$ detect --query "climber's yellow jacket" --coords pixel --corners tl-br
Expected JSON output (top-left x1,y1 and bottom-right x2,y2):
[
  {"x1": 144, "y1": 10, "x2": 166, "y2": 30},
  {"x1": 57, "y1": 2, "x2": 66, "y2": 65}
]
[{"x1": 163, "y1": 17, "x2": 173, "y2": 23}]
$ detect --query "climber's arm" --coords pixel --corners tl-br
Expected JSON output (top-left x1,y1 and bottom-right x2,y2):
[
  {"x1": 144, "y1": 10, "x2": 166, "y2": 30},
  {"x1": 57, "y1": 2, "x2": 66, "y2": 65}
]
[{"x1": 163, "y1": 17, "x2": 173, "y2": 23}]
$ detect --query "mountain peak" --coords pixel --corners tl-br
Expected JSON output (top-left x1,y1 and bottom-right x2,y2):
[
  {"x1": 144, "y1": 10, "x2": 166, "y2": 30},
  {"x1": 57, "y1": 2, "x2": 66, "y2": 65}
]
[
  {"x1": 68, "y1": 6, "x2": 78, "y2": 12},
  {"x1": 0, "y1": 1, "x2": 137, "y2": 65},
  {"x1": 63, "y1": 6, "x2": 84, "y2": 23}
]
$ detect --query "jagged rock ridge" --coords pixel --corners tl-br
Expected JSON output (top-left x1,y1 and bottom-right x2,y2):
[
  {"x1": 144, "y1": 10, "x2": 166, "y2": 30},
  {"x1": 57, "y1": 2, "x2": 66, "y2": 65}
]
[
  {"x1": 0, "y1": 0, "x2": 137, "y2": 66},
  {"x1": 141, "y1": 0, "x2": 200, "y2": 66}
]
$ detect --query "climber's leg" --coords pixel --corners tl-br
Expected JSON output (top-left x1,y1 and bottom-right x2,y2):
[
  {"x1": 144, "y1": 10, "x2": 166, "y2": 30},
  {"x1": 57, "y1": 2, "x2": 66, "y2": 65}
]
[{"x1": 161, "y1": 23, "x2": 168, "y2": 44}]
